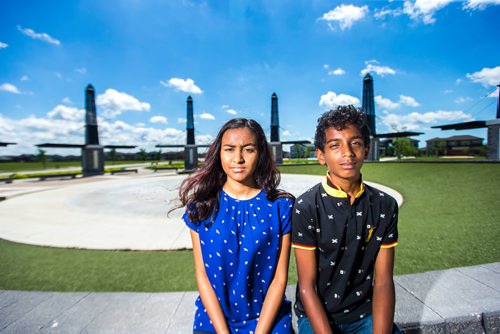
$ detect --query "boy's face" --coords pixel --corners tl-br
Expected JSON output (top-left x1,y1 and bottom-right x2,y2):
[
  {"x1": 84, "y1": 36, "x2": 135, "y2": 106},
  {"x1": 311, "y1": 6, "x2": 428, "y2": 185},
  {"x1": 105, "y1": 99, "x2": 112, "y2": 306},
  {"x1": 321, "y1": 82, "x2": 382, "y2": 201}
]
[{"x1": 316, "y1": 124, "x2": 369, "y2": 185}]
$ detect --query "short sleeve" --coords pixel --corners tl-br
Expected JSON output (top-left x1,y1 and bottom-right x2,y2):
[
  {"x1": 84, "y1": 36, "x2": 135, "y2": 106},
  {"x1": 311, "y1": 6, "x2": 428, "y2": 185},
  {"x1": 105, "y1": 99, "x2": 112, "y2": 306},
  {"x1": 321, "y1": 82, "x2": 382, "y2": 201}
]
[
  {"x1": 278, "y1": 197, "x2": 294, "y2": 235},
  {"x1": 291, "y1": 194, "x2": 317, "y2": 250},
  {"x1": 381, "y1": 199, "x2": 399, "y2": 248},
  {"x1": 182, "y1": 210, "x2": 200, "y2": 232}
]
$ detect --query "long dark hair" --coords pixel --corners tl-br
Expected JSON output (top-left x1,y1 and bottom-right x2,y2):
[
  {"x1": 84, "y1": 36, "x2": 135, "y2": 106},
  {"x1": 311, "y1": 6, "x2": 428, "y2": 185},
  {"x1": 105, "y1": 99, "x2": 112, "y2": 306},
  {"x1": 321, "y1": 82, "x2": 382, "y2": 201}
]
[{"x1": 178, "y1": 118, "x2": 292, "y2": 224}]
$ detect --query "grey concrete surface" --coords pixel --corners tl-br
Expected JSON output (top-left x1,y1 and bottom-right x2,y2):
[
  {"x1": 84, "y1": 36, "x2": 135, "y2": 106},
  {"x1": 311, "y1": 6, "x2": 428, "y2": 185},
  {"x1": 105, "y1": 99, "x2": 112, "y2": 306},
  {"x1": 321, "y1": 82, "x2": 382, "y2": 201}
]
[
  {"x1": 1, "y1": 169, "x2": 498, "y2": 333},
  {"x1": 1, "y1": 262, "x2": 499, "y2": 333}
]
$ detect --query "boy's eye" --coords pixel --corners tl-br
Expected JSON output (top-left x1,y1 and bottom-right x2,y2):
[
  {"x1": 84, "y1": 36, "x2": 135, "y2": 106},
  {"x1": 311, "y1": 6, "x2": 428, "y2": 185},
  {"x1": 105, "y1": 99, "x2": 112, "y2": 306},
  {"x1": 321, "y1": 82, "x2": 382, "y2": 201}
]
[{"x1": 351, "y1": 141, "x2": 362, "y2": 146}]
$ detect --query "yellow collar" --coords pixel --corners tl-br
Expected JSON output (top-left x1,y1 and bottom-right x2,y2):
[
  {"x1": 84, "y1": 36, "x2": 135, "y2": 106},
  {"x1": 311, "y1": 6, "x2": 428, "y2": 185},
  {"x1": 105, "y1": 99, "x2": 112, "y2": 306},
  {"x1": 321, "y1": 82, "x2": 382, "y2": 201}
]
[{"x1": 321, "y1": 172, "x2": 365, "y2": 199}]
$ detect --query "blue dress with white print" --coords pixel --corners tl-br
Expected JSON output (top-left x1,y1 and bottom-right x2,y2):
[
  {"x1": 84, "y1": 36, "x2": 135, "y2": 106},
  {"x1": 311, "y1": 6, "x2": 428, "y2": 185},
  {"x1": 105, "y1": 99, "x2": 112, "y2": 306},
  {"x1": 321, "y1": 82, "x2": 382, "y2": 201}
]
[{"x1": 183, "y1": 189, "x2": 293, "y2": 334}]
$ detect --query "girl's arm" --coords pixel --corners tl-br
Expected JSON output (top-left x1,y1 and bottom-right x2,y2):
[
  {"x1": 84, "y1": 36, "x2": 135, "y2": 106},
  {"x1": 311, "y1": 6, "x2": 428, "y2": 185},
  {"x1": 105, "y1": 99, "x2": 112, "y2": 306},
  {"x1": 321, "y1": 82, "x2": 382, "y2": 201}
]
[
  {"x1": 372, "y1": 247, "x2": 396, "y2": 334},
  {"x1": 295, "y1": 248, "x2": 333, "y2": 334},
  {"x1": 190, "y1": 230, "x2": 230, "y2": 334},
  {"x1": 255, "y1": 233, "x2": 291, "y2": 334}
]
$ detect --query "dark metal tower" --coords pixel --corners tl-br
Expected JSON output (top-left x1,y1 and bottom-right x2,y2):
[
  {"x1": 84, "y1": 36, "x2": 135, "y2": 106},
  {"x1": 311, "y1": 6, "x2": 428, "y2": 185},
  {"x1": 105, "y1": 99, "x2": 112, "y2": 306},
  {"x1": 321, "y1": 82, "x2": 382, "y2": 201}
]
[
  {"x1": 186, "y1": 96, "x2": 195, "y2": 145},
  {"x1": 362, "y1": 73, "x2": 376, "y2": 136},
  {"x1": 496, "y1": 84, "x2": 500, "y2": 119},
  {"x1": 270, "y1": 93, "x2": 279, "y2": 142},
  {"x1": 85, "y1": 84, "x2": 99, "y2": 145}
]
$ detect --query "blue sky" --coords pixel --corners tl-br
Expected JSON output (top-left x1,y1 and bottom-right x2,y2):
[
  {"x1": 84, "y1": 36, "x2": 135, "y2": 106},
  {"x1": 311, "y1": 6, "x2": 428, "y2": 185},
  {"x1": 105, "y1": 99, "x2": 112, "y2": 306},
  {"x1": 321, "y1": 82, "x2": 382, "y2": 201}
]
[{"x1": 1, "y1": 0, "x2": 499, "y2": 155}]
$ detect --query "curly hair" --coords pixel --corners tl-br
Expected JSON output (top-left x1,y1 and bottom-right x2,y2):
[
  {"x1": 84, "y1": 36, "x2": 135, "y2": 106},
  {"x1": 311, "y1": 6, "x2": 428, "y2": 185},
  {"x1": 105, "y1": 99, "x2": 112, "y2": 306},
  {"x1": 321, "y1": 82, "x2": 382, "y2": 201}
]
[
  {"x1": 314, "y1": 105, "x2": 370, "y2": 151},
  {"x1": 177, "y1": 118, "x2": 292, "y2": 225}
]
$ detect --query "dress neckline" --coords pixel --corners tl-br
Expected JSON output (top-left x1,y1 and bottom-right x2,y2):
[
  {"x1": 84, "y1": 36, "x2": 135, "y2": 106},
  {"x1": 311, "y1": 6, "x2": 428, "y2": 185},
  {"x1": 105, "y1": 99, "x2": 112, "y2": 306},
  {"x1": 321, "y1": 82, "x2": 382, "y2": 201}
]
[{"x1": 221, "y1": 188, "x2": 265, "y2": 202}]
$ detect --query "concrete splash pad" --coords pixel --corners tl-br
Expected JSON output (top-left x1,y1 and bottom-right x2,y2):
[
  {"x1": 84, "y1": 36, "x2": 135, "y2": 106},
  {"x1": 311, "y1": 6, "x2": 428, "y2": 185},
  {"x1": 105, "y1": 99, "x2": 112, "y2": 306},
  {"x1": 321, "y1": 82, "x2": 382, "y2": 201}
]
[{"x1": 0, "y1": 173, "x2": 402, "y2": 250}]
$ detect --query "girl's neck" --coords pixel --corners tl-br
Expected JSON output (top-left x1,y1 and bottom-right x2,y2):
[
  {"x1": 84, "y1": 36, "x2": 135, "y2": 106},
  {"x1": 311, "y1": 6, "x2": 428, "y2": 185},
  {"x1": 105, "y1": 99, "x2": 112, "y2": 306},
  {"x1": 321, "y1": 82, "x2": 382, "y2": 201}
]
[{"x1": 223, "y1": 179, "x2": 260, "y2": 200}]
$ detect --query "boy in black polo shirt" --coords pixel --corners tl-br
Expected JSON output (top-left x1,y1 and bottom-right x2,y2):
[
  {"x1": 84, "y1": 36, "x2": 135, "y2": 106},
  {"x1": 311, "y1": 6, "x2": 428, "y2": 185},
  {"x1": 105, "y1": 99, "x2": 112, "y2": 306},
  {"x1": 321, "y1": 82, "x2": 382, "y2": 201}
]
[{"x1": 292, "y1": 105, "x2": 400, "y2": 333}]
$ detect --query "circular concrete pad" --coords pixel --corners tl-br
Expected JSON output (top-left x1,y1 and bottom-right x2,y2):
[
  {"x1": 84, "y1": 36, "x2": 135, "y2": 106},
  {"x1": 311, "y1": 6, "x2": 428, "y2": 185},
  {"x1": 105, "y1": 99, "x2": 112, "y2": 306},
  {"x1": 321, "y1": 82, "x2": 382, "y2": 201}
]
[{"x1": 0, "y1": 173, "x2": 402, "y2": 250}]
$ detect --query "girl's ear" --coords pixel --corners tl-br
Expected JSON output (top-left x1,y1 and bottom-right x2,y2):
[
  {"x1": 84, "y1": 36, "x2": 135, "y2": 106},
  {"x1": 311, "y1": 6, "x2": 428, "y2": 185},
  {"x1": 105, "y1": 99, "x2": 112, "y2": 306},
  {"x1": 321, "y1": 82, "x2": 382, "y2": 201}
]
[{"x1": 316, "y1": 148, "x2": 326, "y2": 165}]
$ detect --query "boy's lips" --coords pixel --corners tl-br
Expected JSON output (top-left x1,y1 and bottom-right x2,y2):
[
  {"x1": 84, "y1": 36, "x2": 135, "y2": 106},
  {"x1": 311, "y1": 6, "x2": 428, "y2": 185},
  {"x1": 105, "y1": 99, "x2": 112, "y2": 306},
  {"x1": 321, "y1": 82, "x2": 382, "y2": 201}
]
[{"x1": 340, "y1": 161, "x2": 356, "y2": 169}]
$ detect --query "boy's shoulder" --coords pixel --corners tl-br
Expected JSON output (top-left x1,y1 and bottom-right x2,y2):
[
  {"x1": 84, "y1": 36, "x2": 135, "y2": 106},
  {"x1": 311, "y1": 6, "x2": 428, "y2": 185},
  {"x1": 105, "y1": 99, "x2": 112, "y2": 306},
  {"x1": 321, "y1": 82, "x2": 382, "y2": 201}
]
[
  {"x1": 363, "y1": 183, "x2": 398, "y2": 208},
  {"x1": 295, "y1": 183, "x2": 323, "y2": 203}
]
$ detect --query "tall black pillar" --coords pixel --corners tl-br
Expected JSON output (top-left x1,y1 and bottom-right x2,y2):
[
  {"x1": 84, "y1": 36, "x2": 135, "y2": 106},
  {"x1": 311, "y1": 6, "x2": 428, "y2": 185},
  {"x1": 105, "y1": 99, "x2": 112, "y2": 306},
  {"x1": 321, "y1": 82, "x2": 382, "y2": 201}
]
[
  {"x1": 82, "y1": 84, "x2": 104, "y2": 176},
  {"x1": 271, "y1": 93, "x2": 280, "y2": 142},
  {"x1": 269, "y1": 93, "x2": 283, "y2": 164},
  {"x1": 186, "y1": 96, "x2": 195, "y2": 145},
  {"x1": 185, "y1": 96, "x2": 198, "y2": 170},
  {"x1": 362, "y1": 74, "x2": 379, "y2": 161}
]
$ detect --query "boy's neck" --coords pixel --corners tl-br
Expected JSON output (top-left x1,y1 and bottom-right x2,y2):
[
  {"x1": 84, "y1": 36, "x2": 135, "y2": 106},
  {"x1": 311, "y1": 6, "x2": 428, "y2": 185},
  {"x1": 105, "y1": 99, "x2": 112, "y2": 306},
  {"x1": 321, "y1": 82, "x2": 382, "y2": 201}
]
[{"x1": 328, "y1": 172, "x2": 362, "y2": 201}]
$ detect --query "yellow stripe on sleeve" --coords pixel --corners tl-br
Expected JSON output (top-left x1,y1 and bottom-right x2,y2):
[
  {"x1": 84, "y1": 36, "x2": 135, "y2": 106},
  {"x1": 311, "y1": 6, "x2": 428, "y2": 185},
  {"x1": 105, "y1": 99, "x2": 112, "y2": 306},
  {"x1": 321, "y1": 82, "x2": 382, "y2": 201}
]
[
  {"x1": 381, "y1": 241, "x2": 398, "y2": 249},
  {"x1": 292, "y1": 243, "x2": 316, "y2": 250}
]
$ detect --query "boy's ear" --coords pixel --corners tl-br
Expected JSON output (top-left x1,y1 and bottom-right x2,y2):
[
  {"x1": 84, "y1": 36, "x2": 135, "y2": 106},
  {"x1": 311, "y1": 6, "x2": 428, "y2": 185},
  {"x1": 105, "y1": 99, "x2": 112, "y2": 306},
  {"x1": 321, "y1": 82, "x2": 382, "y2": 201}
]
[
  {"x1": 316, "y1": 148, "x2": 326, "y2": 165},
  {"x1": 364, "y1": 144, "x2": 370, "y2": 159}
]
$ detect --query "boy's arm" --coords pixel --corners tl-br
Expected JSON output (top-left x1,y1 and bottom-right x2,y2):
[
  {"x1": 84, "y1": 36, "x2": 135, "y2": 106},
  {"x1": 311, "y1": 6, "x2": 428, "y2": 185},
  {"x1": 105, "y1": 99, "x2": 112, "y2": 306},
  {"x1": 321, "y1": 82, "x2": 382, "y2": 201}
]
[
  {"x1": 190, "y1": 230, "x2": 230, "y2": 334},
  {"x1": 372, "y1": 246, "x2": 396, "y2": 334},
  {"x1": 295, "y1": 247, "x2": 333, "y2": 334},
  {"x1": 255, "y1": 233, "x2": 291, "y2": 334}
]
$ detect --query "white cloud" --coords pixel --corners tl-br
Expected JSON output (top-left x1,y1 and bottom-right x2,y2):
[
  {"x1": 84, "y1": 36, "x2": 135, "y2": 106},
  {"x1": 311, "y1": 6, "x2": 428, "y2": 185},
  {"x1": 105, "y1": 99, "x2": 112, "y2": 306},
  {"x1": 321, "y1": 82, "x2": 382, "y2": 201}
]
[
  {"x1": 198, "y1": 113, "x2": 215, "y2": 120},
  {"x1": 149, "y1": 115, "x2": 168, "y2": 124},
  {"x1": 399, "y1": 95, "x2": 420, "y2": 107},
  {"x1": 178, "y1": 118, "x2": 187, "y2": 124},
  {"x1": 17, "y1": 25, "x2": 61, "y2": 45},
  {"x1": 464, "y1": 0, "x2": 500, "y2": 10},
  {"x1": 195, "y1": 134, "x2": 214, "y2": 145},
  {"x1": 20, "y1": 75, "x2": 29, "y2": 81},
  {"x1": 96, "y1": 89, "x2": 151, "y2": 118},
  {"x1": 376, "y1": 94, "x2": 420, "y2": 110},
  {"x1": 47, "y1": 105, "x2": 85, "y2": 122},
  {"x1": 319, "y1": 4, "x2": 369, "y2": 30},
  {"x1": 466, "y1": 66, "x2": 500, "y2": 87},
  {"x1": 403, "y1": 0, "x2": 454, "y2": 24},
  {"x1": 319, "y1": 91, "x2": 360, "y2": 109},
  {"x1": 282, "y1": 130, "x2": 292, "y2": 137},
  {"x1": 160, "y1": 77, "x2": 203, "y2": 94},
  {"x1": 454, "y1": 96, "x2": 473, "y2": 104},
  {"x1": 222, "y1": 105, "x2": 238, "y2": 115},
  {"x1": 329, "y1": 68, "x2": 346, "y2": 76},
  {"x1": 0, "y1": 83, "x2": 21, "y2": 94},
  {"x1": 380, "y1": 110, "x2": 474, "y2": 131},
  {"x1": 374, "y1": 8, "x2": 403, "y2": 19},
  {"x1": 0, "y1": 105, "x2": 190, "y2": 155},
  {"x1": 361, "y1": 60, "x2": 396, "y2": 77},
  {"x1": 376, "y1": 95, "x2": 399, "y2": 110},
  {"x1": 62, "y1": 97, "x2": 72, "y2": 104},
  {"x1": 488, "y1": 87, "x2": 499, "y2": 98},
  {"x1": 75, "y1": 67, "x2": 87, "y2": 75},
  {"x1": 0, "y1": 41, "x2": 8, "y2": 49}
]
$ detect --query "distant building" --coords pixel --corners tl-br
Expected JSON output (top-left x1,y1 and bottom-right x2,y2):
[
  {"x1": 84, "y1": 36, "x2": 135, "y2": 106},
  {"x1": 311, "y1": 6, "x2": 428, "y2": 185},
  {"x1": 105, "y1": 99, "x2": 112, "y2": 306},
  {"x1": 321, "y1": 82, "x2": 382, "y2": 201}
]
[
  {"x1": 426, "y1": 135, "x2": 484, "y2": 156},
  {"x1": 290, "y1": 143, "x2": 316, "y2": 159},
  {"x1": 380, "y1": 138, "x2": 419, "y2": 157}
]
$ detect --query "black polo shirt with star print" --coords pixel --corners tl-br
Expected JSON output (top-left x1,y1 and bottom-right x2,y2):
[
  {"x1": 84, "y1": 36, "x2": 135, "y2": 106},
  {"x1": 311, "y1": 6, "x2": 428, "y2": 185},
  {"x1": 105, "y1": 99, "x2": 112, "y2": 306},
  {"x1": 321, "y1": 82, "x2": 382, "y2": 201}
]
[{"x1": 291, "y1": 176, "x2": 398, "y2": 324}]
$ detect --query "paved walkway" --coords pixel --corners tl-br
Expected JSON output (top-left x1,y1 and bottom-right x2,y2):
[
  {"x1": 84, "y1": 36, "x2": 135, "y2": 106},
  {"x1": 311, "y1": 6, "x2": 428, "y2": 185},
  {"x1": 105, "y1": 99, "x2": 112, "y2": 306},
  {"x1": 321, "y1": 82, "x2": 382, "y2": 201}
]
[{"x1": 1, "y1": 169, "x2": 499, "y2": 333}]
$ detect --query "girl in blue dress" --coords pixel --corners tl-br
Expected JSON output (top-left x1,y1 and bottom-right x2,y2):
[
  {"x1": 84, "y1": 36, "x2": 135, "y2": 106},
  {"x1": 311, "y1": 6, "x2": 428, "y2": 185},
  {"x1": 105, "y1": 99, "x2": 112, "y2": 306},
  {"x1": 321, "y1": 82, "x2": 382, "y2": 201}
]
[{"x1": 178, "y1": 118, "x2": 294, "y2": 334}]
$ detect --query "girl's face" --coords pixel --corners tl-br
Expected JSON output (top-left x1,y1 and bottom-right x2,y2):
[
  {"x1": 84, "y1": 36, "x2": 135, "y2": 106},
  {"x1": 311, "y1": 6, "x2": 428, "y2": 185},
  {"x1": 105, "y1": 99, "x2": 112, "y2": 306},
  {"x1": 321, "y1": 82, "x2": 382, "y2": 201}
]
[{"x1": 220, "y1": 127, "x2": 259, "y2": 187}]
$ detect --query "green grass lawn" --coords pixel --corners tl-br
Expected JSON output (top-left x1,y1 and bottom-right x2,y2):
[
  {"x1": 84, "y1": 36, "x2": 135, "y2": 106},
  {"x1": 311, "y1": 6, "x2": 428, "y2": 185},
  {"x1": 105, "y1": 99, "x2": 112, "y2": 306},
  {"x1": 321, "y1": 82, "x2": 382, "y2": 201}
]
[{"x1": 0, "y1": 162, "x2": 499, "y2": 292}]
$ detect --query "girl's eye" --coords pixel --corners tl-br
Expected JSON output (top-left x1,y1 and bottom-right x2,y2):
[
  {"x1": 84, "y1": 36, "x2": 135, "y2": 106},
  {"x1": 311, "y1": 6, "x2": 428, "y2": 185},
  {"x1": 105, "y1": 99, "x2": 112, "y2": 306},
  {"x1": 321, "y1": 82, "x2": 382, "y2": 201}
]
[{"x1": 245, "y1": 148, "x2": 255, "y2": 153}]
